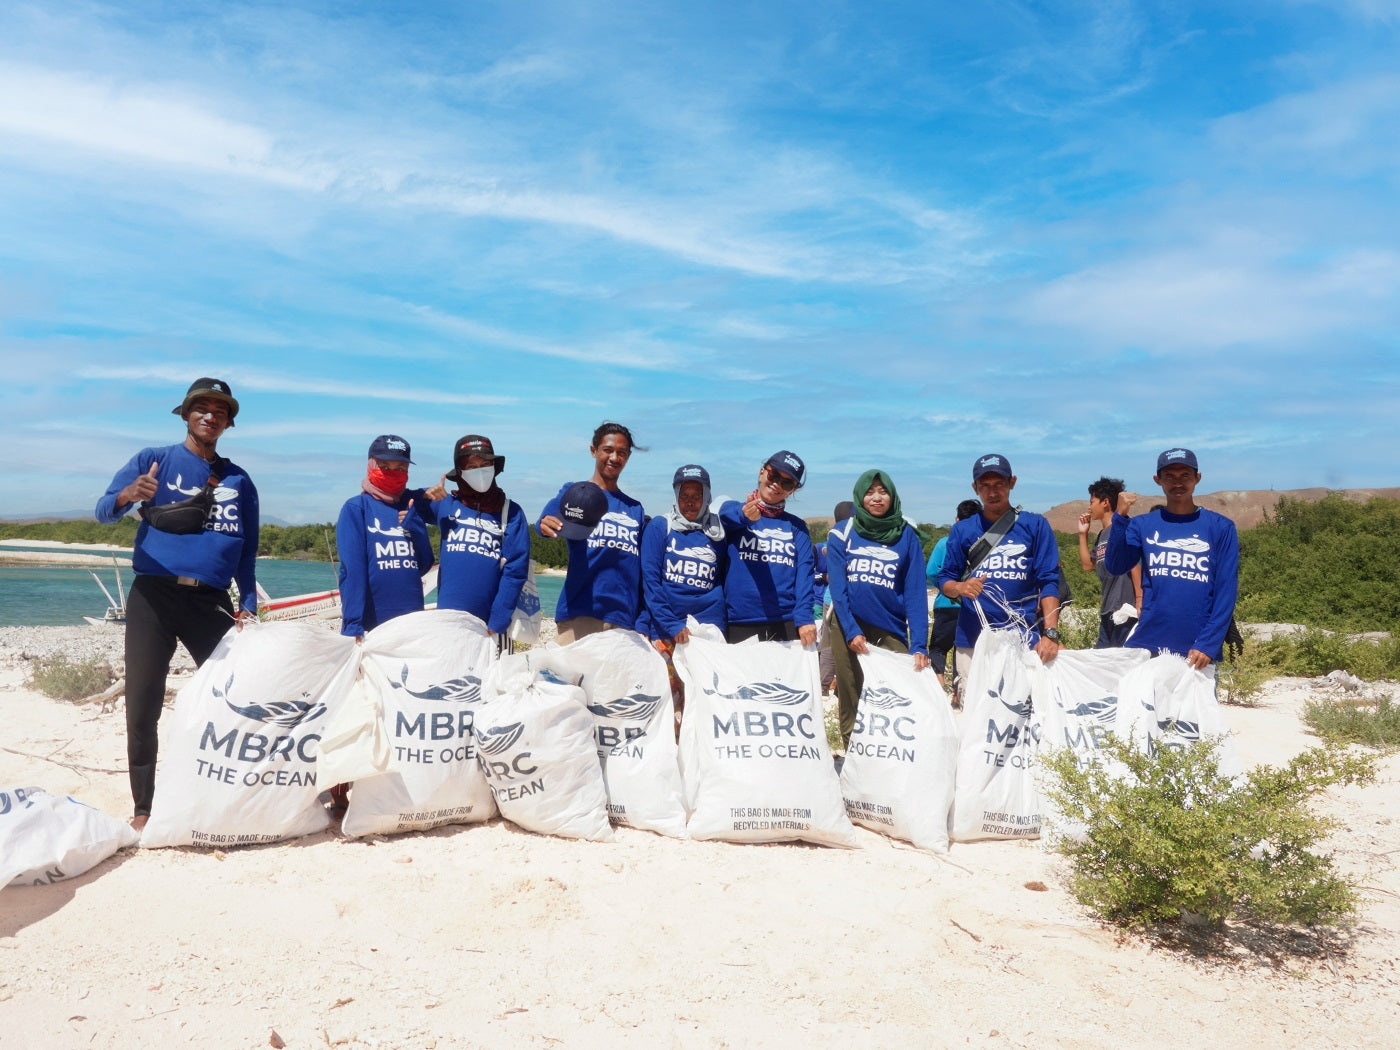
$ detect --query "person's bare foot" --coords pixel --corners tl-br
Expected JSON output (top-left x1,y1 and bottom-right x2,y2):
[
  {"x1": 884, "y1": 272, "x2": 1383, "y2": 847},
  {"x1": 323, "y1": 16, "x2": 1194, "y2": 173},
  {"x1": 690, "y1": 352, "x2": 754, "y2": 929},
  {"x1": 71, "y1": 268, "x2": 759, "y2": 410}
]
[{"x1": 130, "y1": 814, "x2": 148, "y2": 832}]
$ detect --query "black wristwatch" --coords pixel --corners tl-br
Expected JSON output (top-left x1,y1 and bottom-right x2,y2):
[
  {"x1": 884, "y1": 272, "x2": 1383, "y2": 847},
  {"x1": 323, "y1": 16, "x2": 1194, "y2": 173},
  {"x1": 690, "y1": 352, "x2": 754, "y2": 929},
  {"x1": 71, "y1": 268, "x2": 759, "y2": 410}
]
[{"x1": 1042, "y1": 627, "x2": 1061, "y2": 642}]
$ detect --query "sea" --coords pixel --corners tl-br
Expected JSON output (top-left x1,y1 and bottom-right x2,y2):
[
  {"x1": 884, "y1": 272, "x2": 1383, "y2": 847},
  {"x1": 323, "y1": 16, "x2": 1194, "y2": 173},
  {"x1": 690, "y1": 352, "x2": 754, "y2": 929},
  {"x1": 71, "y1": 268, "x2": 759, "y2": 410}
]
[{"x1": 0, "y1": 556, "x2": 564, "y2": 628}]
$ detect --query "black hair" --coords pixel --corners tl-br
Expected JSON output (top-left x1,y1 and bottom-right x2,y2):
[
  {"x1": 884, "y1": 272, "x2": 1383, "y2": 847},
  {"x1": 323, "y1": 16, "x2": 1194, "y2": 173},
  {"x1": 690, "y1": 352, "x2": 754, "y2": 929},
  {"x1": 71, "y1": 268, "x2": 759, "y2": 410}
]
[
  {"x1": 955, "y1": 499, "x2": 982, "y2": 521},
  {"x1": 591, "y1": 421, "x2": 646, "y2": 452},
  {"x1": 1088, "y1": 476, "x2": 1125, "y2": 506}
]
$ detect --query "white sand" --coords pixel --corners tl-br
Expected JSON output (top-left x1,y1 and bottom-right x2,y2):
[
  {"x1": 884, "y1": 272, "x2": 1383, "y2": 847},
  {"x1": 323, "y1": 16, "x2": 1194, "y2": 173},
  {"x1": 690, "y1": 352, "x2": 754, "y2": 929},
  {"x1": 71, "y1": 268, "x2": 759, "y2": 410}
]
[{"x1": 1, "y1": 632, "x2": 1397, "y2": 1049}]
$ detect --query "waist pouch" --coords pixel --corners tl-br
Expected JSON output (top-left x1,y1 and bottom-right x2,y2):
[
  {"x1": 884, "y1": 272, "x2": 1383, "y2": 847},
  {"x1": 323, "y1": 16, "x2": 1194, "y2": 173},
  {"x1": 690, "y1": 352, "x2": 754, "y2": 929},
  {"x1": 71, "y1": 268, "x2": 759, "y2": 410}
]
[{"x1": 139, "y1": 458, "x2": 226, "y2": 535}]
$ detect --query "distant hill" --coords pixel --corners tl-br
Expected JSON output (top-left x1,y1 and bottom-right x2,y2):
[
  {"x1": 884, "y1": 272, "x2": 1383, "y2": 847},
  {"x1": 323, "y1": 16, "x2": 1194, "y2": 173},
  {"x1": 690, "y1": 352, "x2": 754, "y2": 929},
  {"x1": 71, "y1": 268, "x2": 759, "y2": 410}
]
[{"x1": 1039, "y1": 487, "x2": 1400, "y2": 534}]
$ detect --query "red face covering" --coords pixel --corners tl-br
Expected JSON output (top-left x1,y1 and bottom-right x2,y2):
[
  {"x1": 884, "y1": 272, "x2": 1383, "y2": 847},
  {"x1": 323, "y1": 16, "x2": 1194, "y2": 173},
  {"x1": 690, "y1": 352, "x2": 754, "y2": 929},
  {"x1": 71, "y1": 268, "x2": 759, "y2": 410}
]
[{"x1": 365, "y1": 462, "x2": 408, "y2": 501}]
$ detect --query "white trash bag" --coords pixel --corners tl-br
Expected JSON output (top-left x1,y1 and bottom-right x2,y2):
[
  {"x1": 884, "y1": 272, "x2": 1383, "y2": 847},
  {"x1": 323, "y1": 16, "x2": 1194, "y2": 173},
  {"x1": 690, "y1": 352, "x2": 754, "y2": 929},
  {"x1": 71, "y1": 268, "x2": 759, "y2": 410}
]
[
  {"x1": 341, "y1": 609, "x2": 500, "y2": 838},
  {"x1": 839, "y1": 647, "x2": 958, "y2": 853},
  {"x1": 476, "y1": 652, "x2": 613, "y2": 841},
  {"x1": 674, "y1": 623, "x2": 858, "y2": 848},
  {"x1": 141, "y1": 622, "x2": 358, "y2": 849},
  {"x1": 951, "y1": 628, "x2": 1044, "y2": 842},
  {"x1": 1, "y1": 786, "x2": 138, "y2": 888},
  {"x1": 1117, "y1": 655, "x2": 1244, "y2": 779},
  {"x1": 532, "y1": 630, "x2": 686, "y2": 837}
]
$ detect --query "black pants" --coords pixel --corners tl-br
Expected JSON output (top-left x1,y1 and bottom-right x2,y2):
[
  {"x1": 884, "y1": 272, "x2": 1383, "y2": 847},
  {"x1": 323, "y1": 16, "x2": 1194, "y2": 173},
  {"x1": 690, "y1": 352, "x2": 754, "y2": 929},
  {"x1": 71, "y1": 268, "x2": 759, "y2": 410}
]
[
  {"x1": 725, "y1": 621, "x2": 799, "y2": 644},
  {"x1": 928, "y1": 606, "x2": 959, "y2": 675},
  {"x1": 124, "y1": 574, "x2": 234, "y2": 816}
]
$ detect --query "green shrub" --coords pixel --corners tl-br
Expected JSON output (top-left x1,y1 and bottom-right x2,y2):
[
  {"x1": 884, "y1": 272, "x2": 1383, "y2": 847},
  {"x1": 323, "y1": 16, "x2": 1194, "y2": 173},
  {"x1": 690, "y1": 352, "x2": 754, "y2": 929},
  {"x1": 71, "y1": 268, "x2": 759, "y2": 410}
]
[
  {"x1": 1042, "y1": 735, "x2": 1377, "y2": 929},
  {"x1": 28, "y1": 654, "x2": 112, "y2": 702},
  {"x1": 1304, "y1": 694, "x2": 1400, "y2": 749},
  {"x1": 1055, "y1": 607, "x2": 1100, "y2": 651},
  {"x1": 1255, "y1": 629, "x2": 1400, "y2": 681},
  {"x1": 1217, "y1": 639, "x2": 1271, "y2": 707}
]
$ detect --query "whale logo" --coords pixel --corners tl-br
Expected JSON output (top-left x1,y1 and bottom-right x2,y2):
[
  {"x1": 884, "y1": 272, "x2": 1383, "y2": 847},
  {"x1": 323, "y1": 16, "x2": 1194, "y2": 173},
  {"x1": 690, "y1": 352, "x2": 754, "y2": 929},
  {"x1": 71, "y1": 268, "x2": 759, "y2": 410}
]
[
  {"x1": 986, "y1": 674, "x2": 1032, "y2": 719},
  {"x1": 166, "y1": 474, "x2": 203, "y2": 496},
  {"x1": 1156, "y1": 716, "x2": 1200, "y2": 741},
  {"x1": 849, "y1": 545, "x2": 898, "y2": 561},
  {"x1": 586, "y1": 693, "x2": 663, "y2": 722},
  {"x1": 474, "y1": 722, "x2": 525, "y2": 756},
  {"x1": 1145, "y1": 532, "x2": 1210, "y2": 554},
  {"x1": 749, "y1": 526, "x2": 791, "y2": 540},
  {"x1": 859, "y1": 685, "x2": 912, "y2": 710},
  {"x1": 213, "y1": 485, "x2": 238, "y2": 503},
  {"x1": 367, "y1": 519, "x2": 407, "y2": 538},
  {"x1": 1067, "y1": 696, "x2": 1118, "y2": 726},
  {"x1": 215, "y1": 674, "x2": 326, "y2": 728},
  {"x1": 666, "y1": 540, "x2": 717, "y2": 562},
  {"x1": 702, "y1": 672, "x2": 808, "y2": 706},
  {"x1": 991, "y1": 541, "x2": 1027, "y2": 558},
  {"x1": 389, "y1": 665, "x2": 482, "y2": 703},
  {"x1": 449, "y1": 510, "x2": 503, "y2": 534},
  {"x1": 599, "y1": 511, "x2": 637, "y2": 528}
]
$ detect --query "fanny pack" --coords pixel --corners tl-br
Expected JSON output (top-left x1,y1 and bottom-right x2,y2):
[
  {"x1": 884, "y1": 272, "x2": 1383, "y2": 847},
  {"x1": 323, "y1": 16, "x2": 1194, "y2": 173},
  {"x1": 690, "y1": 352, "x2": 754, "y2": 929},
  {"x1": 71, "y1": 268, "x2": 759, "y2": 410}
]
[{"x1": 140, "y1": 458, "x2": 227, "y2": 535}]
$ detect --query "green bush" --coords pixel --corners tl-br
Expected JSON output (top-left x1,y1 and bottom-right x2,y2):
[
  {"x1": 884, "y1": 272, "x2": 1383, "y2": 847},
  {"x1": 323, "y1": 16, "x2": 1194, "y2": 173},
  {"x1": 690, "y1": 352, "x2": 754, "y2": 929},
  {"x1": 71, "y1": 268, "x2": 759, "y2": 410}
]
[
  {"x1": 1042, "y1": 735, "x2": 1377, "y2": 928},
  {"x1": 28, "y1": 654, "x2": 113, "y2": 702},
  {"x1": 1304, "y1": 694, "x2": 1400, "y2": 749},
  {"x1": 1217, "y1": 639, "x2": 1271, "y2": 706},
  {"x1": 1254, "y1": 629, "x2": 1400, "y2": 681}
]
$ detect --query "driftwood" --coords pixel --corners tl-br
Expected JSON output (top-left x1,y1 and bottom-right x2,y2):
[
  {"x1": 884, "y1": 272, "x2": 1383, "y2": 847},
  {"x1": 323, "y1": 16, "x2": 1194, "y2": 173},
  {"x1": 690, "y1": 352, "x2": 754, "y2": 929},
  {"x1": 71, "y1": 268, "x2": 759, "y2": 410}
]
[
  {"x1": 0, "y1": 744, "x2": 124, "y2": 776},
  {"x1": 78, "y1": 679, "x2": 126, "y2": 707}
]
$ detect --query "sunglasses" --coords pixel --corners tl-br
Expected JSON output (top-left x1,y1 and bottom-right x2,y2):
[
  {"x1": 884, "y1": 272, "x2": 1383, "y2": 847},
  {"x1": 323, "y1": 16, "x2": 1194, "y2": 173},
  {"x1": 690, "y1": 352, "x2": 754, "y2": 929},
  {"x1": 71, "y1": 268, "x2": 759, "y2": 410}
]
[{"x1": 765, "y1": 469, "x2": 798, "y2": 493}]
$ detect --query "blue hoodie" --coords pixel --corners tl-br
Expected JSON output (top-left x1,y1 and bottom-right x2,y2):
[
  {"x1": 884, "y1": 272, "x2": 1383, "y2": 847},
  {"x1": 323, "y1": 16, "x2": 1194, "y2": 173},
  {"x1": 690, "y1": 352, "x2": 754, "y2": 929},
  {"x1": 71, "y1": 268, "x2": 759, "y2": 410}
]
[
  {"x1": 420, "y1": 494, "x2": 531, "y2": 633},
  {"x1": 1104, "y1": 507, "x2": 1239, "y2": 660},
  {"x1": 95, "y1": 443, "x2": 259, "y2": 613},
  {"x1": 827, "y1": 518, "x2": 929, "y2": 655},
  {"x1": 719, "y1": 502, "x2": 816, "y2": 627},
  {"x1": 639, "y1": 516, "x2": 727, "y2": 639},
  {"x1": 538, "y1": 484, "x2": 645, "y2": 629},
  {"x1": 335, "y1": 492, "x2": 434, "y2": 637},
  {"x1": 935, "y1": 510, "x2": 1059, "y2": 648}
]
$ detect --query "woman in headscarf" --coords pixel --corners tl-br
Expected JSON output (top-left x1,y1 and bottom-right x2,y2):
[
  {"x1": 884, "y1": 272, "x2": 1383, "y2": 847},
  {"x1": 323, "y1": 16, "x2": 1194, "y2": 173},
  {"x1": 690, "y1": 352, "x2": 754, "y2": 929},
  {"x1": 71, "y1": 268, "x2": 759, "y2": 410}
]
[
  {"x1": 417, "y1": 434, "x2": 531, "y2": 644},
  {"x1": 640, "y1": 465, "x2": 727, "y2": 728},
  {"x1": 826, "y1": 469, "x2": 930, "y2": 747},
  {"x1": 335, "y1": 434, "x2": 435, "y2": 642},
  {"x1": 719, "y1": 450, "x2": 817, "y2": 645}
]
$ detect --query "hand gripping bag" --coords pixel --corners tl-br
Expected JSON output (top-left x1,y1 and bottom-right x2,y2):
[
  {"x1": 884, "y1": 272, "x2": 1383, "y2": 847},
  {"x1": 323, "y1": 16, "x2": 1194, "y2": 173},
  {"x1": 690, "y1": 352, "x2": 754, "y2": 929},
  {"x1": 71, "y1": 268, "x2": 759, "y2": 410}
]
[
  {"x1": 838, "y1": 647, "x2": 958, "y2": 852},
  {"x1": 673, "y1": 623, "x2": 859, "y2": 848},
  {"x1": 531, "y1": 630, "x2": 686, "y2": 836},
  {"x1": 2, "y1": 786, "x2": 138, "y2": 887},
  {"x1": 951, "y1": 628, "x2": 1044, "y2": 842},
  {"x1": 340, "y1": 609, "x2": 500, "y2": 838},
  {"x1": 142, "y1": 622, "x2": 358, "y2": 848},
  {"x1": 476, "y1": 652, "x2": 613, "y2": 841},
  {"x1": 1116, "y1": 655, "x2": 1244, "y2": 779}
]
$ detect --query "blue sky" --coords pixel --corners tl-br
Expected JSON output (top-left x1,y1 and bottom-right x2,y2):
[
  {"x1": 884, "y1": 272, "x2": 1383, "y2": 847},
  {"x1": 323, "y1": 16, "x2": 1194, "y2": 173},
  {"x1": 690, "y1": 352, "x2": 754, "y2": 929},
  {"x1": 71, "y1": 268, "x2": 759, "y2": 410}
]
[{"x1": 2, "y1": 1, "x2": 1396, "y2": 525}]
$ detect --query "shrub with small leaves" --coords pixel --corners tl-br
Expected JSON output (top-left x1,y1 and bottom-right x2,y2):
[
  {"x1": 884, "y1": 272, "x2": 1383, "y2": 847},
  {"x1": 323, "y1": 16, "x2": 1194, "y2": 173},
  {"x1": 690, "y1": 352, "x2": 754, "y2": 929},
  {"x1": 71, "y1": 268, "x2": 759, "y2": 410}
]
[
  {"x1": 28, "y1": 654, "x2": 112, "y2": 702},
  {"x1": 1042, "y1": 735, "x2": 1377, "y2": 928},
  {"x1": 1304, "y1": 694, "x2": 1400, "y2": 750}
]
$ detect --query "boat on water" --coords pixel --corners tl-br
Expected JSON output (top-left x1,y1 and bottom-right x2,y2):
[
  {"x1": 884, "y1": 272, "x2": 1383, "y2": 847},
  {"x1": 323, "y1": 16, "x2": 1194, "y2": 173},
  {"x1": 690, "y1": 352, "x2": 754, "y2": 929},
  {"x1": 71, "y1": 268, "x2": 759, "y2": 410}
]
[{"x1": 83, "y1": 560, "x2": 128, "y2": 627}]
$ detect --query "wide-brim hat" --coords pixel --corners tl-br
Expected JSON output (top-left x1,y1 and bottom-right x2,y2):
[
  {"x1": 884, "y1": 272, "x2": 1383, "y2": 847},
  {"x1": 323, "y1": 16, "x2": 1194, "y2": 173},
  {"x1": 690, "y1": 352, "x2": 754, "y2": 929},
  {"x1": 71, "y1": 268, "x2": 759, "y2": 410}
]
[
  {"x1": 172, "y1": 377, "x2": 239, "y2": 426},
  {"x1": 447, "y1": 434, "x2": 505, "y2": 481}
]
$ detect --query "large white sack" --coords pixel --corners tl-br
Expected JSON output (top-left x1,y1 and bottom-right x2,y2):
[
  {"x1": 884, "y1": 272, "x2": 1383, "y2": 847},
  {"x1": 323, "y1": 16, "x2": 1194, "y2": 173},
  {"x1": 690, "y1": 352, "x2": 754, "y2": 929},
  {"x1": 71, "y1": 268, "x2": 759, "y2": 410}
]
[
  {"x1": 839, "y1": 648, "x2": 958, "y2": 852},
  {"x1": 1117, "y1": 655, "x2": 1244, "y2": 779},
  {"x1": 532, "y1": 630, "x2": 686, "y2": 837},
  {"x1": 1, "y1": 786, "x2": 138, "y2": 887},
  {"x1": 476, "y1": 652, "x2": 613, "y2": 841},
  {"x1": 673, "y1": 623, "x2": 858, "y2": 849},
  {"x1": 951, "y1": 628, "x2": 1043, "y2": 842},
  {"x1": 341, "y1": 610, "x2": 500, "y2": 838},
  {"x1": 142, "y1": 622, "x2": 358, "y2": 848}
]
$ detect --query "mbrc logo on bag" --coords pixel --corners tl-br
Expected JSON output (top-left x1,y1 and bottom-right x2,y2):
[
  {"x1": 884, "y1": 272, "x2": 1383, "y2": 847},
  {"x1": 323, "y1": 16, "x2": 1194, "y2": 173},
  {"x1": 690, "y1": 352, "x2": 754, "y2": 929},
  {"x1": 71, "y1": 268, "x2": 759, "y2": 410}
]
[
  {"x1": 1062, "y1": 696, "x2": 1118, "y2": 752},
  {"x1": 472, "y1": 722, "x2": 544, "y2": 801},
  {"x1": 849, "y1": 684, "x2": 916, "y2": 762},
  {"x1": 701, "y1": 672, "x2": 821, "y2": 760},
  {"x1": 0, "y1": 787, "x2": 36, "y2": 815},
  {"x1": 982, "y1": 673, "x2": 1039, "y2": 769},
  {"x1": 587, "y1": 692, "x2": 662, "y2": 755},
  {"x1": 387, "y1": 666, "x2": 484, "y2": 764},
  {"x1": 197, "y1": 673, "x2": 325, "y2": 787},
  {"x1": 390, "y1": 665, "x2": 482, "y2": 703}
]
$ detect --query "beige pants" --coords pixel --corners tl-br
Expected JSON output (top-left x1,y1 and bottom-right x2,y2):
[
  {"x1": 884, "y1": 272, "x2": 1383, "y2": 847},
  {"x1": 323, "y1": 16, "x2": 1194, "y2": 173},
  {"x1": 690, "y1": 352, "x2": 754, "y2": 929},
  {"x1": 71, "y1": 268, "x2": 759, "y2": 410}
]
[{"x1": 554, "y1": 617, "x2": 618, "y2": 646}]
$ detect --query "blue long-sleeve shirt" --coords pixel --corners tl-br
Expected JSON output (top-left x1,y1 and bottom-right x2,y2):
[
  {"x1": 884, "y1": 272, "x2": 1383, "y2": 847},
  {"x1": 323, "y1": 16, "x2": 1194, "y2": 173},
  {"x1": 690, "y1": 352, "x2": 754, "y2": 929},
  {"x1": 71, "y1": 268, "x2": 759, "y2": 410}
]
[
  {"x1": 1104, "y1": 507, "x2": 1239, "y2": 661},
  {"x1": 827, "y1": 520, "x2": 929, "y2": 655},
  {"x1": 537, "y1": 484, "x2": 645, "y2": 629},
  {"x1": 336, "y1": 492, "x2": 434, "y2": 637},
  {"x1": 639, "y1": 517, "x2": 726, "y2": 640},
  {"x1": 95, "y1": 443, "x2": 259, "y2": 613},
  {"x1": 719, "y1": 502, "x2": 816, "y2": 627},
  {"x1": 935, "y1": 510, "x2": 1059, "y2": 649},
  {"x1": 420, "y1": 494, "x2": 530, "y2": 633}
]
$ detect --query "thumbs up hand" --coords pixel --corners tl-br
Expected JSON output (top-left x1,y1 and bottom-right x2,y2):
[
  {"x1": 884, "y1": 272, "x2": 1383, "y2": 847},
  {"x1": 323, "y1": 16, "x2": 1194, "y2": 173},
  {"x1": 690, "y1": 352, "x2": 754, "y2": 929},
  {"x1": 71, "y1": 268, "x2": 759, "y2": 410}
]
[{"x1": 121, "y1": 461, "x2": 161, "y2": 506}]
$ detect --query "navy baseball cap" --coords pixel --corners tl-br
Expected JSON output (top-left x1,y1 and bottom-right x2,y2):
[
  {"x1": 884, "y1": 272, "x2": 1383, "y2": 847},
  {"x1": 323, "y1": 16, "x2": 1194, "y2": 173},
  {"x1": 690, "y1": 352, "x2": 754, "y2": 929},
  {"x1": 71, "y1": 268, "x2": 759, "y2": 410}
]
[
  {"x1": 559, "y1": 481, "x2": 608, "y2": 540},
  {"x1": 673, "y1": 464, "x2": 710, "y2": 489},
  {"x1": 1156, "y1": 448, "x2": 1199, "y2": 472},
  {"x1": 368, "y1": 435, "x2": 414, "y2": 463},
  {"x1": 450, "y1": 434, "x2": 505, "y2": 475},
  {"x1": 765, "y1": 450, "x2": 806, "y2": 487},
  {"x1": 972, "y1": 453, "x2": 1012, "y2": 480}
]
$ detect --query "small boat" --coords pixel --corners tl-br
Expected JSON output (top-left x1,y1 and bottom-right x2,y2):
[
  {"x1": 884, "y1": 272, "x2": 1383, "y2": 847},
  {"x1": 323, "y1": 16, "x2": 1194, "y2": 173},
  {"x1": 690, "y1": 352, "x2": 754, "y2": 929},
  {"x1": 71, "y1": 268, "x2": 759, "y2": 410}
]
[
  {"x1": 257, "y1": 587, "x2": 342, "y2": 622},
  {"x1": 84, "y1": 559, "x2": 128, "y2": 627}
]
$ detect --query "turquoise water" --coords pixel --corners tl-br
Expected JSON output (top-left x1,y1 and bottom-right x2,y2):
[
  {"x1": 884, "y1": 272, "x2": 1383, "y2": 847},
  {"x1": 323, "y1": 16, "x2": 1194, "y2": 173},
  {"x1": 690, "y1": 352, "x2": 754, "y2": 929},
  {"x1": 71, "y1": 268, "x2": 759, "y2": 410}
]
[{"x1": 0, "y1": 561, "x2": 564, "y2": 627}]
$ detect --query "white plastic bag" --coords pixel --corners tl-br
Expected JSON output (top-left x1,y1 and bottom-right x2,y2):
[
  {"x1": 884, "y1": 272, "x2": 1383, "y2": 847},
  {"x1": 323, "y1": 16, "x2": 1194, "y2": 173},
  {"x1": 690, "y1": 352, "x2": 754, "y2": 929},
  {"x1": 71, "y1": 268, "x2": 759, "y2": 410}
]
[
  {"x1": 674, "y1": 623, "x2": 858, "y2": 848},
  {"x1": 1, "y1": 786, "x2": 138, "y2": 887},
  {"x1": 951, "y1": 628, "x2": 1043, "y2": 842},
  {"x1": 341, "y1": 610, "x2": 499, "y2": 838},
  {"x1": 476, "y1": 652, "x2": 613, "y2": 841},
  {"x1": 141, "y1": 622, "x2": 358, "y2": 849},
  {"x1": 1117, "y1": 655, "x2": 1243, "y2": 778},
  {"x1": 532, "y1": 630, "x2": 686, "y2": 837},
  {"x1": 839, "y1": 647, "x2": 958, "y2": 852}
]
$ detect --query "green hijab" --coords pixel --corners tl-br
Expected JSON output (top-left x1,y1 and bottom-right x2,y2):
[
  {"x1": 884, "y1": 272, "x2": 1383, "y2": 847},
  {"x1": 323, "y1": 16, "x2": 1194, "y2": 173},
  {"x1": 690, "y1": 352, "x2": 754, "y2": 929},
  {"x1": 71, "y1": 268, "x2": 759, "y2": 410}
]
[{"x1": 851, "y1": 469, "x2": 906, "y2": 545}]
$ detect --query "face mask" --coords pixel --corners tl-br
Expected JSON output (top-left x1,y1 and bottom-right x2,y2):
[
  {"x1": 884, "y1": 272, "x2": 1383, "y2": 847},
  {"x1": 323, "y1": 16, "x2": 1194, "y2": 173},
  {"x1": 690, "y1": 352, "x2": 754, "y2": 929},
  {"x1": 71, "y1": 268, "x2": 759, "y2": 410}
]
[
  {"x1": 462, "y1": 466, "x2": 495, "y2": 493},
  {"x1": 369, "y1": 468, "x2": 408, "y2": 496}
]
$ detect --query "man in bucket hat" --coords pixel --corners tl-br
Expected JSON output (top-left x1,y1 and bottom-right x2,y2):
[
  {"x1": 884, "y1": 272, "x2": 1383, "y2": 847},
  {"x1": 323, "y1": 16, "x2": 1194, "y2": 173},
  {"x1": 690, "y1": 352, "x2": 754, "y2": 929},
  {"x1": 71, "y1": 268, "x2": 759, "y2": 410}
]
[{"x1": 95, "y1": 377, "x2": 260, "y2": 832}]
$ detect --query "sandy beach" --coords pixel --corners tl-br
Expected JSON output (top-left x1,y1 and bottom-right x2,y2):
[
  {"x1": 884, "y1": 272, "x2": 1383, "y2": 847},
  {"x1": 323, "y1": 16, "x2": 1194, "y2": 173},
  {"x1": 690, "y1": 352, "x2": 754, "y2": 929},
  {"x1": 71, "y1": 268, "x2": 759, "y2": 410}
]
[{"x1": 1, "y1": 625, "x2": 1398, "y2": 1050}]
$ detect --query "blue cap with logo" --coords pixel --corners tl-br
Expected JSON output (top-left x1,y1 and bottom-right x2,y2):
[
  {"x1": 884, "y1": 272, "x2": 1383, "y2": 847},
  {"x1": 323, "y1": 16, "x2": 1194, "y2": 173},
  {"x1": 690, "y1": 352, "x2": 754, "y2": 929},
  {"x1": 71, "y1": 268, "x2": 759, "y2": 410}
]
[
  {"x1": 972, "y1": 453, "x2": 1013, "y2": 480},
  {"x1": 559, "y1": 481, "x2": 608, "y2": 540},
  {"x1": 368, "y1": 435, "x2": 414, "y2": 463},
  {"x1": 765, "y1": 450, "x2": 806, "y2": 487},
  {"x1": 1156, "y1": 447, "x2": 1199, "y2": 472}
]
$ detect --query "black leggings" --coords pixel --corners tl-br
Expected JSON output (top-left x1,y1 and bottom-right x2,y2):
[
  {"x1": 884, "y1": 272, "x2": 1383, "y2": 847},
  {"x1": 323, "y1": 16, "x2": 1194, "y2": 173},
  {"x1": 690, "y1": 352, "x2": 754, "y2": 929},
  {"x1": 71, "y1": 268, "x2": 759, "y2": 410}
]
[
  {"x1": 124, "y1": 574, "x2": 234, "y2": 816},
  {"x1": 725, "y1": 621, "x2": 799, "y2": 644}
]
